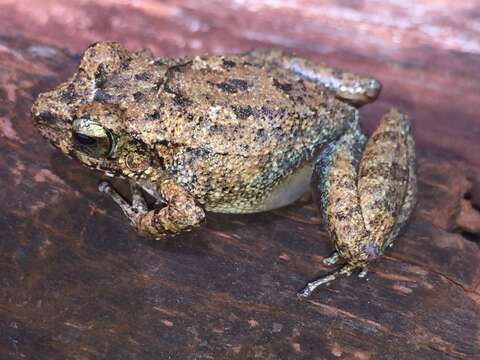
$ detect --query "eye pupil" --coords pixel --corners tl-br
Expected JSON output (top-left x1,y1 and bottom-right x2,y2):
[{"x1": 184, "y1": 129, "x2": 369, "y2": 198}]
[{"x1": 74, "y1": 132, "x2": 97, "y2": 146}]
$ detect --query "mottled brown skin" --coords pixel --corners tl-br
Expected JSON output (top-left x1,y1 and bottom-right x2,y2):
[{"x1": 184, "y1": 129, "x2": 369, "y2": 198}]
[
  {"x1": 32, "y1": 42, "x2": 415, "y2": 295},
  {"x1": 299, "y1": 109, "x2": 416, "y2": 297},
  {"x1": 358, "y1": 110, "x2": 416, "y2": 255}
]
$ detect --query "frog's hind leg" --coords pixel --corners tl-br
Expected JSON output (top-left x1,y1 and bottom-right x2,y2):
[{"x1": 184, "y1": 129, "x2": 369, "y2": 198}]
[
  {"x1": 300, "y1": 109, "x2": 415, "y2": 297},
  {"x1": 247, "y1": 49, "x2": 381, "y2": 107},
  {"x1": 300, "y1": 122, "x2": 370, "y2": 297}
]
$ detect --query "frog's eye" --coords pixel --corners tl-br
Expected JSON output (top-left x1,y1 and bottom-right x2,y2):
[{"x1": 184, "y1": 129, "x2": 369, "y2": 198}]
[{"x1": 72, "y1": 118, "x2": 116, "y2": 157}]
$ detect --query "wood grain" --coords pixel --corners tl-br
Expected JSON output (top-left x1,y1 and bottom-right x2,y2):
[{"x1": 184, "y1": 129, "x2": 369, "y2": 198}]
[{"x1": 0, "y1": 1, "x2": 479, "y2": 359}]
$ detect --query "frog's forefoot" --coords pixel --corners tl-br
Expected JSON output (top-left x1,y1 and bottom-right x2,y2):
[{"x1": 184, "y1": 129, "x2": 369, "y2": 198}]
[
  {"x1": 98, "y1": 181, "x2": 147, "y2": 221},
  {"x1": 99, "y1": 180, "x2": 205, "y2": 239}
]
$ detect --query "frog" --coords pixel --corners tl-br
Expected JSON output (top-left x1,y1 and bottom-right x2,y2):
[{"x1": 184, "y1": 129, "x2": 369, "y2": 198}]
[{"x1": 32, "y1": 42, "x2": 416, "y2": 296}]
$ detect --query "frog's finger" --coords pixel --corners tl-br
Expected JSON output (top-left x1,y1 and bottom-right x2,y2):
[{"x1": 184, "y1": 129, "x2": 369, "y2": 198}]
[
  {"x1": 357, "y1": 109, "x2": 416, "y2": 257},
  {"x1": 247, "y1": 49, "x2": 382, "y2": 106},
  {"x1": 130, "y1": 181, "x2": 148, "y2": 212},
  {"x1": 312, "y1": 126, "x2": 369, "y2": 266},
  {"x1": 99, "y1": 181, "x2": 138, "y2": 220}
]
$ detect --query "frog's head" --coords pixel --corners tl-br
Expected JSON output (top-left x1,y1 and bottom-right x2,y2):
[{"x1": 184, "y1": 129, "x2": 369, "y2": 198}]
[{"x1": 32, "y1": 42, "x2": 164, "y2": 181}]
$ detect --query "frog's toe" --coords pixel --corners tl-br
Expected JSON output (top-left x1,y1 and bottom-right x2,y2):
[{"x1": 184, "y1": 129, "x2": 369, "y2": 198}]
[
  {"x1": 322, "y1": 251, "x2": 340, "y2": 266},
  {"x1": 358, "y1": 267, "x2": 368, "y2": 279},
  {"x1": 297, "y1": 271, "x2": 340, "y2": 298},
  {"x1": 98, "y1": 181, "x2": 112, "y2": 193}
]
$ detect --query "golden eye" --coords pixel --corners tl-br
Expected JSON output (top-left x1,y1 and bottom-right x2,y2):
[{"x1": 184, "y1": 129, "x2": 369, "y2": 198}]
[{"x1": 72, "y1": 118, "x2": 116, "y2": 157}]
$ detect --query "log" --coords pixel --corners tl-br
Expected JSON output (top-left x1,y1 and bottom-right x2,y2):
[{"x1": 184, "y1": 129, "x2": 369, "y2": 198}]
[{"x1": 0, "y1": 1, "x2": 479, "y2": 359}]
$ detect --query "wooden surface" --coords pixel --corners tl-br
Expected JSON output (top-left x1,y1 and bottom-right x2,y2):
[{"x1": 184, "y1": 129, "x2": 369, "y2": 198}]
[{"x1": 1, "y1": 1, "x2": 480, "y2": 359}]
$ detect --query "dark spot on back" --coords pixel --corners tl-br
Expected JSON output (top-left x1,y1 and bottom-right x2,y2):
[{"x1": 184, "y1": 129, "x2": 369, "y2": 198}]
[
  {"x1": 94, "y1": 63, "x2": 109, "y2": 87},
  {"x1": 35, "y1": 111, "x2": 55, "y2": 123},
  {"x1": 190, "y1": 147, "x2": 211, "y2": 157},
  {"x1": 222, "y1": 59, "x2": 236, "y2": 69},
  {"x1": 272, "y1": 78, "x2": 292, "y2": 92},
  {"x1": 59, "y1": 84, "x2": 79, "y2": 103},
  {"x1": 232, "y1": 105, "x2": 254, "y2": 119},
  {"x1": 240, "y1": 143, "x2": 249, "y2": 152},
  {"x1": 120, "y1": 61, "x2": 130, "y2": 70},
  {"x1": 135, "y1": 72, "x2": 152, "y2": 81},
  {"x1": 133, "y1": 92, "x2": 144, "y2": 101},
  {"x1": 256, "y1": 128, "x2": 266, "y2": 140},
  {"x1": 144, "y1": 111, "x2": 160, "y2": 121},
  {"x1": 174, "y1": 94, "x2": 193, "y2": 106},
  {"x1": 94, "y1": 89, "x2": 112, "y2": 102},
  {"x1": 217, "y1": 79, "x2": 250, "y2": 93},
  {"x1": 207, "y1": 123, "x2": 227, "y2": 134},
  {"x1": 260, "y1": 105, "x2": 287, "y2": 120}
]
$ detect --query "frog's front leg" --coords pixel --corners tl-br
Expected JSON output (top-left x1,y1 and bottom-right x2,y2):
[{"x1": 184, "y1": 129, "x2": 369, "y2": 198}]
[
  {"x1": 248, "y1": 49, "x2": 381, "y2": 106},
  {"x1": 99, "y1": 180, "x2": 205, "y2": 239}
]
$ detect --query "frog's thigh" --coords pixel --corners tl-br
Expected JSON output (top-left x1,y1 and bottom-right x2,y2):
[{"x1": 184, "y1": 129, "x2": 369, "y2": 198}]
[{"x1": 248, "y1": 49, "x2": 381, "y2": 107}]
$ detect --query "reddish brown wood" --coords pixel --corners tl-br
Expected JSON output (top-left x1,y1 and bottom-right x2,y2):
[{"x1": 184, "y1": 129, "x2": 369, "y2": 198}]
[{"x1": 0, "y1": 1, "x2": 479, "y2": 359}]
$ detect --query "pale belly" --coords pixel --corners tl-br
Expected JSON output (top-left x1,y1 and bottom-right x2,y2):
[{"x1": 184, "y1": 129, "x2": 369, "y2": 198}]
[{"x1": 205, "y1": 161, "x2": 313, "y2": 214}]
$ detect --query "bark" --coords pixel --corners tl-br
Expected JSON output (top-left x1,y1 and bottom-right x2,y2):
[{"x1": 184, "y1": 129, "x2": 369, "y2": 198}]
[{"x1": 0, "y1": 1, "x2": 479, "y2": 359}]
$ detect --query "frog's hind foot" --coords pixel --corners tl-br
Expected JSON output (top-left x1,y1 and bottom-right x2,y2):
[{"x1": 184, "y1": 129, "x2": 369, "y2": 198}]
[
  {"x1": 297, "y1": 264, "x2": 366, "y2": 298},
  {"x1": 297, "y1": 270, "x2": 344, "y2": 298}
]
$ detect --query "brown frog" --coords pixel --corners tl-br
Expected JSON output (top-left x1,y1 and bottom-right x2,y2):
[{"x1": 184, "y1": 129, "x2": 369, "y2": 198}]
[{"x1": 32, "y1": 42, "x2": 416, "y2": 296}]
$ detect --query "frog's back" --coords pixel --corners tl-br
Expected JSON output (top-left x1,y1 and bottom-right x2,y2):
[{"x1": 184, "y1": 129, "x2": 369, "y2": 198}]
[
  {"x1": 108, "y1": 53, "x2": 355, "y2": 157},
  {"x1": 104, "y1": 52, "x2": 358, "y2": 213}
]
